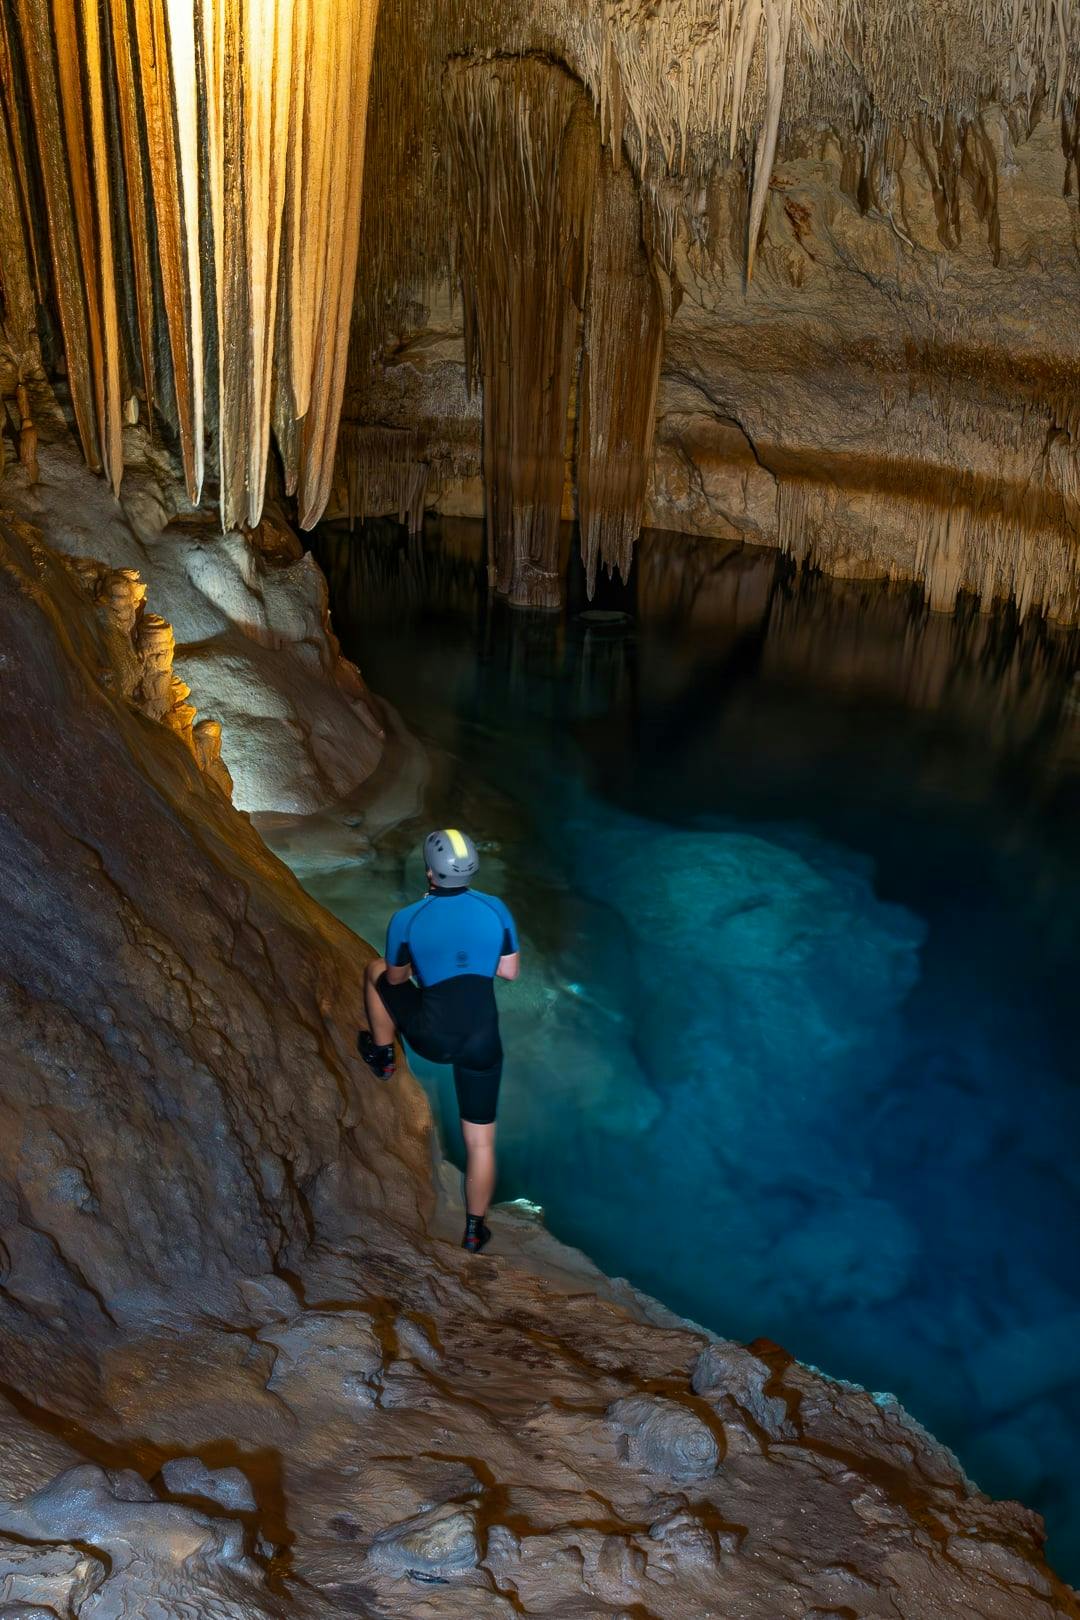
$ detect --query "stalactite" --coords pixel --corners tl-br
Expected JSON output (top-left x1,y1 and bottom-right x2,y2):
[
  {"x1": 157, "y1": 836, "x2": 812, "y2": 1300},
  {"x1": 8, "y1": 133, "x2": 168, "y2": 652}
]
[
  {"x1": 132, "y1": 0, "x2": 203, "y2": 503},
  {"x1": 282, "y1": 0, "x2": 316, "y2": 423},
  {"x1": 293, "y1": 0, "x2": 380, "y2": 530},
  {"x1": 777, "y1": 472, "x2": 1080, "y2": 624},
  {"x1": 0, "y1": 73, "x2": 32, "y2": 364},
  {"x1": 0, "y1": 7, "x2": 37, "y2": 365},
  {"x1": 12, "y1": 0, "x2": 99, "y2": 468},
  {"x1": 578, "y1": 154, "x2": 665, "y2": 597},
  {"x1": 1061, "y1": 92, "x2": 1080, "y2": 198},
  {"x1": 51, "y1": 0, "x2": 111, "y2": 480},
  {"x1": 906, "y1": 110, "x2": 1002, "y2": 262},
  {"x1": 0, "y1": 0, "x2": 377, "y2": 527},
  {"x1": 205, "y1": 0, "x2": 296, "y2": 529},
  {"x1": 72, "y1": 0, "x2": 124, "y2": 491},
  {"x1": 445, "y1": 55, "x2": 598, "y2": 609},
  {"x1": 337, "y1": 423, "x2": 428, "y2": 533},
  {"x1": 747, "y1": 0, "x2": 792, "y2": 280},
  {"x1": 108, "y1": 0, "x2": 156, "y2": 428}
]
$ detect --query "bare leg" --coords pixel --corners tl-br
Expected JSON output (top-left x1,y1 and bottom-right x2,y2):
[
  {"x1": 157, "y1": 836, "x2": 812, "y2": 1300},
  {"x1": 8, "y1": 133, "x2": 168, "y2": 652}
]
[
  {"x1": 364, "y1": 957, "x2": 397, "y2": 1046},
  {"x1": 461, "y1": 1120, "x2": 497, "y2": 1219}
]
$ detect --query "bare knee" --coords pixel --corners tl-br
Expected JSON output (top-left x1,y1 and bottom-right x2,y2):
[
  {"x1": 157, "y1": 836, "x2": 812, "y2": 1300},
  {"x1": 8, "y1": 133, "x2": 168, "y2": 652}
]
[{"x1": 462, "y1": 1120, "x2": 496, "y2": 1154}]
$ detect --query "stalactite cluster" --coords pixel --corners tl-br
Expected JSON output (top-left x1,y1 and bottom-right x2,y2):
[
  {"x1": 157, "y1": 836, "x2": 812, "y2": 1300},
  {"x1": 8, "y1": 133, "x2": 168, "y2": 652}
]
[
  {"x1": 352, "y1": 0, "x2": 1080, "y2": 373},
  {"x1": 338, "y1": 423, "x2": 428, "y2": 532},
  {"x1": 446, "y1": 55, "x2": 599, "y2": 608},
  {"x1": 336, "y1": 1, "x2": 1080, "y2": 616},
  {"x1": 3, "y1": 0, "x2": 1079, "y2": 615},
  {"x1": 578, "y1": 153, "x2": 664, "y2": 595},
  {"x1": 0, "y1": 0, "x2": 378, "y2": 530},
  {"x1": 776, "y1": 470, "x2": 1080, "y2": 623}
]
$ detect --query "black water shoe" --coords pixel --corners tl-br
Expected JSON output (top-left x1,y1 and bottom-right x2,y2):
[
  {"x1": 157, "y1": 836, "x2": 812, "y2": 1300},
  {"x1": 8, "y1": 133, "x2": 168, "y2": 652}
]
[
  {"x1": 358, "y1": 1029, "x2": 395, "y2": 1080},
  {"x1": 462, "y1": 1215, "x2": 491, "y2": 1254}
]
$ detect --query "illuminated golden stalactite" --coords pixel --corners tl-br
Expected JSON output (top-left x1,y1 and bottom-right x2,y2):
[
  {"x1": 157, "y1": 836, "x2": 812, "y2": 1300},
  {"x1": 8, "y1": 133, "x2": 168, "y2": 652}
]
[
  {"x1": 12, "y1": 0, "x2": 99, "y2": 468},
  {"x1": 282, "y1": 0, "x2": 314, "y2": 424},
  {"x1": 0, "y1": 18, "x2": 35, "y2": 367},
  {"x1": 132, "y1": 0, "x2": 203, "y2": 503},
  {"x1": 578, "y1": 154, "x2": 665, "y2": 597},
  {"x1": 109, "y1": 0, "x2": 157, "y2": 427},
  {"x1": 51, "y1": 0, "x2": 114, "y2": 482},
  {"x1": 163, "y1": 0, "x2": 204, "y2": 502},
  {"x1": 0, "y1": 0, "x2": 377, "y2": 527},
  {"x1": 446, "y1": 56, "x2": 598, "y2": 609},
  {"x1": 294, "y1": 0, "x2": 380, "y2": 530},
  {"x1": 72, "y1": 0, "x2": 124, "y2": 491},
  {"x1": 746, "y1": 0, "x2": 791, "y2": 280},
  {"x1": 205, "y1": 0, "x2": 296, "y2": 529}
]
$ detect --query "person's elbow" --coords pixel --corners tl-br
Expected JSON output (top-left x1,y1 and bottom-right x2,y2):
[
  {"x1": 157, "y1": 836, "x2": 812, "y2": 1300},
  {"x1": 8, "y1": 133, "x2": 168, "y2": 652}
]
[{"x1": 496, "y1": 952, "x2": 520, "y2": 981}]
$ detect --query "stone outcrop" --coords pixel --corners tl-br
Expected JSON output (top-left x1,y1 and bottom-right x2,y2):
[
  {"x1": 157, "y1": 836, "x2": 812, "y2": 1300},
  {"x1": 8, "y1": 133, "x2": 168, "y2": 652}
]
[
  {"x1": 1, "y1": 388, "x2": 384, "y2": 813},
  {"x1": 1, "y1": 455, "x2": 1077, "y2": 1618},
  {"x1": 58, "y1": 551, "x2": 233, "y2": 799}
]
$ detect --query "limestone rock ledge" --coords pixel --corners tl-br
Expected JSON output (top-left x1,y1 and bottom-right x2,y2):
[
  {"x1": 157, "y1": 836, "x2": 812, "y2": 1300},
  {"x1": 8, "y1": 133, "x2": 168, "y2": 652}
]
[
  {"x1": 2, "y1": 386, "x2": 384, "y2": 813},
  {"x1": 0, "y1": 515, "x2": 1077, "y2": 1618}
]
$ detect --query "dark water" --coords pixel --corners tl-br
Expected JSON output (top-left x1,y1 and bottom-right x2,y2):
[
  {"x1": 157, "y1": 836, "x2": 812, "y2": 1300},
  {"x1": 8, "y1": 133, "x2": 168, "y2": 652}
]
[{"x1": 303, "y1": 519, "x2": 1080, "y2": 1577}]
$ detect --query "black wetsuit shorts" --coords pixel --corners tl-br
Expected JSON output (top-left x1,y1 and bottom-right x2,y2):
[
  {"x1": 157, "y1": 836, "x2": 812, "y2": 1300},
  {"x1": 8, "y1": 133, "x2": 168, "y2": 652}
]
[{"x1": 376, "y1": 971, "x2": 503, "y2": 1124}]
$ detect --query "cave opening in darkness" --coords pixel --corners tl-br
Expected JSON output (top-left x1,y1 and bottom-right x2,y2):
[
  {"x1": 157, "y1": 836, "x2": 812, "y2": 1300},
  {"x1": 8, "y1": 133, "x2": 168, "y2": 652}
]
[{"x1": 264, "y1": 516, "x2": 1080, "y2": 1579}]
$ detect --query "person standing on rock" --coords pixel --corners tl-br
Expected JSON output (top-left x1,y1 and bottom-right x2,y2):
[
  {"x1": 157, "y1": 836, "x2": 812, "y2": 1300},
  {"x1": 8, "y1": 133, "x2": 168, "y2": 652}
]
[{"x1": 359, "y1": 829, "x2": 520, "y2": 1254}]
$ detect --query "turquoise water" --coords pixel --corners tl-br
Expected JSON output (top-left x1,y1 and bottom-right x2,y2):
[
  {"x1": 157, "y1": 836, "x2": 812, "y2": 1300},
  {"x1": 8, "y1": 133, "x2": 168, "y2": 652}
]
[{"x1": 289, "y1": 521, "x2": 1080, "y2": 1577}]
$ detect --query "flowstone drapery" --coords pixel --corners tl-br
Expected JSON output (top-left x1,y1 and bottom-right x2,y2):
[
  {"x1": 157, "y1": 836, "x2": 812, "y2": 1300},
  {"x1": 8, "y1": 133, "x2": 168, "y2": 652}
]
[
  {"x1": 0, "y1": 0, "x2": 379, "y2": 531},
  {"x1": 446, "y1": 56, "x2": 598, "y2": 608},
  {"x1": 444, "y1": 56, "x2": 667, "y2": 607},
  {"x1": 579, "y1": 152, "x2": 665, "y2": 596}
]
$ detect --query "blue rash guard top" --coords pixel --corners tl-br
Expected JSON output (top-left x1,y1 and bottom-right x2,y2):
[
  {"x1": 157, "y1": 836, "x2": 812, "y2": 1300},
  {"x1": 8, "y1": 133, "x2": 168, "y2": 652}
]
[
  {"x1": 386, "y1": 888, "x2": 519, "y2": 988},
  {"x1": 378, "y1": 888, "x2": 520, "y2": 1125}
]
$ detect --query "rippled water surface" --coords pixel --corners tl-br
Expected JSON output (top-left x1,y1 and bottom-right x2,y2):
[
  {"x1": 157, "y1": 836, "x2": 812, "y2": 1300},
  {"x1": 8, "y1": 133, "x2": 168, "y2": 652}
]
[{"x1": 277, "y1": 520, "x2": 1080, "y2": 1577}]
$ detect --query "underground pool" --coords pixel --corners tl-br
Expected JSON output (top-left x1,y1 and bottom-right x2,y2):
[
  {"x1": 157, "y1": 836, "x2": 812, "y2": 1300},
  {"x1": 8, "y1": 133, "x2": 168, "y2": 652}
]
[{"x1": 264, "y1": 519, "x2": 1080, "y2": 1579}]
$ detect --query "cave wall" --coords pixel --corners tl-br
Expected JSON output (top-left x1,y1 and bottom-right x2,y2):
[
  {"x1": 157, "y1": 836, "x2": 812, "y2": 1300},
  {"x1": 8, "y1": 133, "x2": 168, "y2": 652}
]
[
  {"x1": 0, "y1": 505, "x2": 432, "y2": 1405},
  {"x1": 337, "y1": 0, "x2": 1080, "y2": 619},
  {"x1": 352, "y1": 107, "x2": 1080, "y2": 619}
]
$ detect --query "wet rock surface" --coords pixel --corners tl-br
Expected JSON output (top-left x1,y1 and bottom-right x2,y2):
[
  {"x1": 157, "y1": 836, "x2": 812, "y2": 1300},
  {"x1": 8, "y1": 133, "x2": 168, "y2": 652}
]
[{"x1": 0, "y1": 494, "x2": 1077, "y2": 1618}]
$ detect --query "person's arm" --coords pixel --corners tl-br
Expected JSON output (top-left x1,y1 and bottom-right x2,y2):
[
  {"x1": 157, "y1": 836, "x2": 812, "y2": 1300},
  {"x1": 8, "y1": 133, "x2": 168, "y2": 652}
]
[
  {"x1": 384, "y1": 910, "x2": 415, "y2": 986},
  {"x1": 494, "y1": 899, "x2": 520, "y2": 981}
]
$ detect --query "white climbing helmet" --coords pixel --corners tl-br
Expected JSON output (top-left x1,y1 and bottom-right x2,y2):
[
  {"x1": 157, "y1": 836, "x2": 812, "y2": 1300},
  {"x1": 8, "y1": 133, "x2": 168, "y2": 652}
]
[{"x1": 424, "y1": 828, "x2": 479, "y2": 889}]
